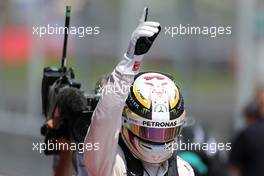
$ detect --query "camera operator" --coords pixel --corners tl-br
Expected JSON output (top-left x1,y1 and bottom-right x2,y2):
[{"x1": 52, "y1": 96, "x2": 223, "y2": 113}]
[
  {"x1": 228, "y1": 87, "x2": 264, "y2": 176},
  {"x1": 44, "y1": 86, "x2": 89, "y2": 176}
]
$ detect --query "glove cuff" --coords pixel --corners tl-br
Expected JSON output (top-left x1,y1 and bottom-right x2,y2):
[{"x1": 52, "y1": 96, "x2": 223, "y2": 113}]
[{"x1": 115, "y1": 53, "x2": 143, "y2": 76}]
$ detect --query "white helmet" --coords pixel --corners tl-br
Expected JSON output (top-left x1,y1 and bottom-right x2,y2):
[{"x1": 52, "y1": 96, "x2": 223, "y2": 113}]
[{"x1": 121, "y1": 72, "x2": 186, "y2": 164}]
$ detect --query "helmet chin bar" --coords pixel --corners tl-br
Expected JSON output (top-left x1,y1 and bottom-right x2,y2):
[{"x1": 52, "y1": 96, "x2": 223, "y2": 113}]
[{"x1": 121, "y1": 127, "x2": 175, "y2": 164}]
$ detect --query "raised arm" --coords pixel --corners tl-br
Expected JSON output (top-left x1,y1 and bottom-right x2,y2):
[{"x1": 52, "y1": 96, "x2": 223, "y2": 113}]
[{"x1": 84, "y1": 8, "x2": 161, "y2": 176}]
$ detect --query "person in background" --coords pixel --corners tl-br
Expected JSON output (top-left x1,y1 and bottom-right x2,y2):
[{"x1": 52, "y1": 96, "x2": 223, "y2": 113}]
[
  {"x1": 178, "y1": 123, "x2": 228, "y2": 176},
  {"x1": 228, "y1": 87, "x2": 264, "y2": 176}
]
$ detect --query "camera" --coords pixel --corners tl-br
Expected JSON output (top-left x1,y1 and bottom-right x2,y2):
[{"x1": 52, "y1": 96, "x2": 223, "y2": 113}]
[
  {"x1": 40, "y1": 66, "x2": 100, "y2": 155},
  {"x1": 40, "y1": 6, "x2": 101, "y2": 155}
]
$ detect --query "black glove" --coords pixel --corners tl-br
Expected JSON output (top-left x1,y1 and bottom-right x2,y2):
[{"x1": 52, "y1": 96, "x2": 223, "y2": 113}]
[{"x1": 126, "y1": 7, "x2": 161, "y2": 58}]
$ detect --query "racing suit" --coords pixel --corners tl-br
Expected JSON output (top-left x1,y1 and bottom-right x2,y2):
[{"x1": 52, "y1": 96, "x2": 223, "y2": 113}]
[{"x1": 83, "y1": 54, "x2": 194, "y2": 176}]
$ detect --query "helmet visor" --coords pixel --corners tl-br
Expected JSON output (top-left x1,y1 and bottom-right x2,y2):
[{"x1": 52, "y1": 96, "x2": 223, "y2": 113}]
[
  {"x1": 125, "y1": 122, "x2": 183, "y2": 143},
  {"x1": 123, "y1": 109, "x2": 185, "y2": 143}
]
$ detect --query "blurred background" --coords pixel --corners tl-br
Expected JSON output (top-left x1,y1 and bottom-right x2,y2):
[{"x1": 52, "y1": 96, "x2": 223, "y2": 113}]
[{"x1": 0, "y1": 0, "x2": 264, "y2": 175}]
